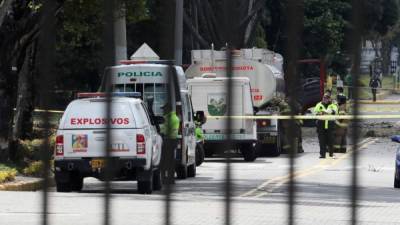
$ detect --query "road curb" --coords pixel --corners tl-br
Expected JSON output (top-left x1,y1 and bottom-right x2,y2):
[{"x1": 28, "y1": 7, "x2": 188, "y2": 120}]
[{"x1": 0, "y1": 178, "x2": 55, "y2": 191}]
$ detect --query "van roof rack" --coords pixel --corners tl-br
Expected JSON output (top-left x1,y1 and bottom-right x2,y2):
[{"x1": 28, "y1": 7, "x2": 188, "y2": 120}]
[
  {"x1": 77, "y1": 92, "x2": 141, "y2": 99},
  {"x1": 119, "y1": 60, "x2": 175, "y2": 65}
]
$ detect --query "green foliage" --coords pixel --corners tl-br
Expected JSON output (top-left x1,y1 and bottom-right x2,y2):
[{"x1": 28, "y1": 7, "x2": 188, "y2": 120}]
[
  {"x1": 254, "y1": 24, "x2": 268, "y2": 48},
  {"x1": 18, "y1": 136, "x2": 55, "y2": 161},
  {"x1": 0, "y1": 164, "x2": 17, "y2": 183},
  {"x1": 22, "y1": 161, "x2": 43, "y2": 177},
  {"x1": 302, "y1": 0, "x2": 351, "y2": 58},
  {"x1": 362, "y1": 0, "x2": 399, "y2": 36}
]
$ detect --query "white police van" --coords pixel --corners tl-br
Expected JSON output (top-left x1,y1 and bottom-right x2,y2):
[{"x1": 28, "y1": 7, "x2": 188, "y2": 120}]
[
  {"x1": 54, "y1": 92, "x2": 163, "y2": 194},
  {"x1": 100, "y1": 44, "x2": 202, "y2": 178}
]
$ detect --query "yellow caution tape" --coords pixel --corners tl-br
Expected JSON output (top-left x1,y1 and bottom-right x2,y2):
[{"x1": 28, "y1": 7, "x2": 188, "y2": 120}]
[{"x1": 208, "y1": 114, "x2": 400, "y2": 120}]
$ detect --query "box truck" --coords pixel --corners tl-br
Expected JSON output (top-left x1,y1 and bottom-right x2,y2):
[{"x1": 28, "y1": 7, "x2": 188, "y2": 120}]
[{"x1": 187, "y1": 76, "x2": 257, "y2": 161}]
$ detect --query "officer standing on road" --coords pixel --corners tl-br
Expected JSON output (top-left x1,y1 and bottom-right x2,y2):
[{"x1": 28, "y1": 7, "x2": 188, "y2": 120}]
[
  {"x1": 160, "y1": 103, "x2": 180, "y2": 184},
  {"x1": 369, "y1": 75, "x2": 381, "y2": 102},
  {"x1": 334, "y1": 87, "x2": 348, "y2": 153},
  {"x1": 314, "y1": 93, "x2": 338, "y2": 158}
]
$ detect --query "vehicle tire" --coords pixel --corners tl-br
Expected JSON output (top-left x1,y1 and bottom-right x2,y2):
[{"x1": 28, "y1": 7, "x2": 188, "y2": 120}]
[
  {"x1": 138, "y1": 170, "x2": 153, "y2": 194},
  {"x1": 270, "y1": 133, "x2": 282, "y2": 157},
  {"x1": 241, "y1": 144, "x2": 257, "y2": 162},
  {"x1": 195, "y1": 143, "x2": 205, "y2": 166},
  {"x1": 70, "y1": 174, "x2": 83, "y2": 192},
  {"x1": 56, "y1": 181, "x2": 71, "y2": 192},
  {"x1": 204, "y1": 146, "x2": 214, "y2": 157},
  {"x1": 176, "y1": 164, "x2": 188, "y2": 179},
  {"x1": 395, "y1": 169, "x2": 400, "y2": 188},
  {"x1": 152, "y1": 168, "x2": 162, "y2": 191},
  {"x1": 187, "y1": 163, "x2": 196, "y2": 178}
]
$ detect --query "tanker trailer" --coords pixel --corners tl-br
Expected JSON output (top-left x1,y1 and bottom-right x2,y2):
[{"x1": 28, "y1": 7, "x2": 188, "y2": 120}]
[{"x1": 185, "y1": 48, "x2": 285, "y2": 156}]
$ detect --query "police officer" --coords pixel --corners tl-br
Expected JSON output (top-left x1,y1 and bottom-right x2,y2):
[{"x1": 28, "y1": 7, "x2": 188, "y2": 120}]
[
  {"x1": 160, "y1": 103, "x2": 180, "y2": 184},
  {"x1": 314, "y1": 93, "x2": 338, "y2": 158}
]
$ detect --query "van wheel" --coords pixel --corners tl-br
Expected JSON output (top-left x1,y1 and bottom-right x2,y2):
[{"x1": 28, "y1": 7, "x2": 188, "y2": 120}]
[
  {"x1": 56, "y1": 181, "x2": 72, "y2": 192},
  {"x1": 176, "y1": 164, "x2": 188, "y2": 179},
  {"x1": 70, "y1": 174, "x2": 83, "y2": 192},
  {"x1": 242, "y1": 144, "x2": 257, "y2": 162},
  {"x1": 195, "y1": 143, "x2": 205, "y2": 166},
  {"x1": 153, "y1": 168, "x2": 162, "y2": 191},
  {"x1": 188, "y1": 163, "x2": 196, "y2": 178},
  {"x1": 138, "y1": 170, "x2": 153, "y2": 194}
]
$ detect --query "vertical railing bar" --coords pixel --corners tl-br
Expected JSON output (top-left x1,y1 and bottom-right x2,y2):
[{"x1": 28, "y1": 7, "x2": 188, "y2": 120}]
[
  {"x1": 38, "y1": 1, "x2": 56, "y2": 224},
  {"x1": 223, "y1": 1, "x2": 233, "y2": 225},
  {"x1": 350, "y1": 1, "x2": 362, "y2": 225},
  {"x1": 284, "y1": 2, "x2": 304, "y2": 225},
  {"x1": 102, "y1": 1, "x2": 116, "y2": 225},
  {"x1": 163, "y1": 62, "x2": 178, "y2": 225}
]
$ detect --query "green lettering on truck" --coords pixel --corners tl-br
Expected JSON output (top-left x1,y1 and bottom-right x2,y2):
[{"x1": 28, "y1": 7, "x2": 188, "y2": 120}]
[{"x1": 117, "y1": 71, "x2": 162, "y2": 77}]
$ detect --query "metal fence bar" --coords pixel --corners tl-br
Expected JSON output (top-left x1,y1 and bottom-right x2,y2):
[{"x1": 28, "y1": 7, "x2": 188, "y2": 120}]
[
  {"x1": 102, "y1": 1, "x2": 116, "y2": 225},
  {"x1": 223, "y1": 1, "x2": 234, "y2": 225},
  {"x1": 284, "y1": 1, "x2": 304, "y2": 225},
  {"x1": 350, "y1": 1, "x2": 362, "y2": 225},
  {"x1": 38, "y1": 1, "x2": 57, "y2": 224}
]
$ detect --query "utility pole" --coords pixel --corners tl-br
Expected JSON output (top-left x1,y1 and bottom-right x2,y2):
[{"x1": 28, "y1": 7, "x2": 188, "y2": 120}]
[
  {"x1": 174, "y1": 0, "x2": 183, "y2": 65},
  {"x1": 114, "y1": 2, "x2": 128, "y2": 63}
]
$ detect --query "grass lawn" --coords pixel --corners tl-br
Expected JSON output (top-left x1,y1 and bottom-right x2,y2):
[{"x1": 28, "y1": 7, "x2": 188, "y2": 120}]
[{"x1": 345, "y1": 75, "x2": 395, "y2": 100}]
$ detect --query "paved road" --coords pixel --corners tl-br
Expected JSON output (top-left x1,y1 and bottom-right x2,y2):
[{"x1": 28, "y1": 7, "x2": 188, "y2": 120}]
[{"x1": 0, "y1": 136, "x2": 399, "y2": 225}]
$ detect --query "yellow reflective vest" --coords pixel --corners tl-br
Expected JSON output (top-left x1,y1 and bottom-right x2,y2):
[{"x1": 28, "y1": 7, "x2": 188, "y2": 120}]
[
  {"x1": 313, "y1": 102, "x2": 338, "y2": 129},
  {"x1": 161, "y1": 111, "x2": 180, "y2": 139}
]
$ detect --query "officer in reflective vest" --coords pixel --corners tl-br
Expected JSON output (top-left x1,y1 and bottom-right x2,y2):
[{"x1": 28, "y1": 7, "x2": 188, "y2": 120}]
[
  {"x1": 160, "y1": 106, "x2": 180, "y2": 139},
  {"x1": 314, "y1": 93, "x2": 338, "y2": 158},
  {"x1": 160, "y1": 103, "x2": 180, "y2": 184},
  {"x1": 334, "y1": 87, "x2": 348, "y2": 153}
]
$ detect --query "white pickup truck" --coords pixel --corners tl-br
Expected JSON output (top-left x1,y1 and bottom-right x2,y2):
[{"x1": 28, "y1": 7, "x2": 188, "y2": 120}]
[{"x1": 54, "y1": 93, "x2": 163, "y2": 194}]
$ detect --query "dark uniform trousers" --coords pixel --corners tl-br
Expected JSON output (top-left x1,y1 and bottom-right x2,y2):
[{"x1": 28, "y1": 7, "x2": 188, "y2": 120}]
[
  {"x1": 316, "y1": 120, "x2": 335, "y2": 157},
  {"x1": 160, "y1": 138, "x2": 178, "y2": 185}
]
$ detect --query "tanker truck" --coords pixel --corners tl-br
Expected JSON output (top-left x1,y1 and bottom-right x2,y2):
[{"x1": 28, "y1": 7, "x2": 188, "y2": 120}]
[{"x1": 185, "y1": 48, "x2": 285, "y2": 156}]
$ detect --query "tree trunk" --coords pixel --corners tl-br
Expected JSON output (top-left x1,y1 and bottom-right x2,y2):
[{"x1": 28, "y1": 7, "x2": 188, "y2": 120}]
[
  {"x1": 380, "y1": 39, "x2": 391, "y2": 76},
  {"x1": 0, "y1": 69, "x2": 14, "y2": 161},
  {"x1": 12, "y1": 41, "x2": 36, "y2": 141}
]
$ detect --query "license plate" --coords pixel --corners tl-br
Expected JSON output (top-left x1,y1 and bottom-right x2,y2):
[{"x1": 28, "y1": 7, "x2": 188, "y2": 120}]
[
  {"x1": 263, "y1": 136, "x2": 276, "y2": 144},
  {"x1": 91, "y1": 159, "x2": 105, "y2": 170}
]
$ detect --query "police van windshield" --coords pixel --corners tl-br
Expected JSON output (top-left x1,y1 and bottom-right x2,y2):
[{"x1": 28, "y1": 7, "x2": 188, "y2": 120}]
[{"x1": 112, "y1": 83, "x2": 166, "y2": 115}]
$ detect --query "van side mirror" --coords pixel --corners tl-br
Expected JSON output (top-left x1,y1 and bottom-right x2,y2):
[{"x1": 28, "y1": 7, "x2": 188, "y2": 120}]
[
  {"x1": 154, "y1": 116, "x2": 165, "y2": 125},
  {"x1": 195, "y1": 111, "x2": 206, "y2": 125}
]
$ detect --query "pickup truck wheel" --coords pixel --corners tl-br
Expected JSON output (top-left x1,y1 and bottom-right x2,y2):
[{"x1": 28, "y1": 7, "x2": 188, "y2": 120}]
[
  {"x1": 176, "y1": 164, "x2": 188, "y2": 179},
  {"x1": 152, "y1": 168, "x2": 162, "y2": 191},
  {"x1": 195, "y1": 143, "x2": 205, "y2": 166},
  {"x1": 138, "y1": 170, "x2": 153, "y2": 194},
  {"x1": 56, "y1": 181, "x2": 72, "y2": 192},
  {"x1": 242, "y1": 144, "x2": 257, "y2": 162},
  {"x1": 70, "y1": 174, "x2": 83, "y2": 192},
  {"x1": 187, "y1": 163, "x2": 196, "y2": 178}
]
